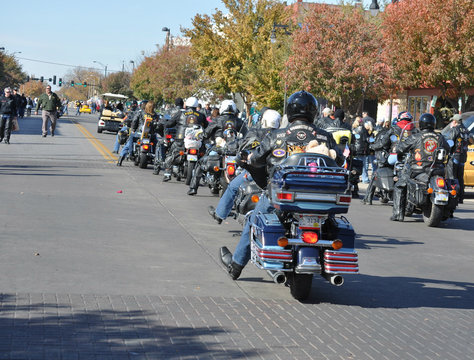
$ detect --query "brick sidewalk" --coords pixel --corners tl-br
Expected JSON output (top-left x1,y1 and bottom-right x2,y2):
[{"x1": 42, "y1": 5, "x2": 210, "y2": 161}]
[{"x1": 1, "y1": 293, "x2": 473, "y2": 360}]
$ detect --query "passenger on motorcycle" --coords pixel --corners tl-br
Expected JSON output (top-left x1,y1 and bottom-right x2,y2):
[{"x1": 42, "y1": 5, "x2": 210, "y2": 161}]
[
  {"x1": 207, "y1": 108, "x2": 282, "y2": 223},
  {"x1": 219, "y1": 90, "x2": 341, "y2": 280},
  {"x1": 187, "y1": 99, "x2": 244, "y2": 195},
  {"x1": 116, "y1": 100, "x2": 144, "y2": 166},
  {"x1": 390, "y1": 113, "x2": 450, "y2": 221},
  {"x1": 162, "y1": 97, "x2": 207, "y2": 181}
]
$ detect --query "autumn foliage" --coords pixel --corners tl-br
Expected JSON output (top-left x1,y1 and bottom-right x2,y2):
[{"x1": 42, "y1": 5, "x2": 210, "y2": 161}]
[
  {"x1": 382, "y1": 0, "x2": 474, "y2": 111},
  {"x1": 286, "y1": 3, "x2": 387, "y2": 115},
  {"x1": 131, "y1": 45, "x2": 200, "y2": 104}
]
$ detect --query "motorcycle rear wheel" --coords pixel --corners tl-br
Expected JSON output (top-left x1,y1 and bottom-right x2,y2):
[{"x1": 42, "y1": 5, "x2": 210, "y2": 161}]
[
  {"x1": 423, "y1": 202, "x2": 443, "y2": 227},
  {"x1": 287, "y1": 272, "x2": 313, "y2": 301},
  {"x1": 185, "y1": 161, "x2": 195, "y2": 186},
  {"x1": 139, "y1": 153, "x2": 148, "y2": 169}
]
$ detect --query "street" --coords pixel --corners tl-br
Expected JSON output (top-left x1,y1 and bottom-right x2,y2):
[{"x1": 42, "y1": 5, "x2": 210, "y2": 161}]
[{"x1": 0, "y1": 112, "x2": 473, "y2": 359}]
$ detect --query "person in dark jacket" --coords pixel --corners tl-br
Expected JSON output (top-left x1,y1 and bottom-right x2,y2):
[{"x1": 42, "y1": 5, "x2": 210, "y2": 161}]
[
  {"x1": 0, "y1": 87, "x2": 17, "y2": 144},
  {"x1": 116, "y1": 100, "x2": 144, "y2": 166},
  {"x1": 390, "y1": 113, "x2": 450, "y2": 221},
  {"x1": 219, "y1": 91, "x2": 340, "y2": 280},
  {"x1": 442, "y1": 114, "x2": 473, "y2": 203},
  {"x1": 352, "y1": 117, "x2": 370, "y2": 183}
]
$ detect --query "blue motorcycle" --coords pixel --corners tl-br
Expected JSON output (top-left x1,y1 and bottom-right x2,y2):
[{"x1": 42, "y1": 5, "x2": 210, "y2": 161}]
[{"x1": 249, "y1": 153, "x2": 359, "y2": 301}]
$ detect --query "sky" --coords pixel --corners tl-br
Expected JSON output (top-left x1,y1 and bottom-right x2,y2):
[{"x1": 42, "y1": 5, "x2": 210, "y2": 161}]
[{"x1": 1, "y1": 0, "x2": 374, "y2": 91}]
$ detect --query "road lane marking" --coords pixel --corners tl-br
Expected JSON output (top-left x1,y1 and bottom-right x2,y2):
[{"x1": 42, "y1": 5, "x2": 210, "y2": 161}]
[{"x1": 71, "y1": 120, "x2": 118, "y2": 163}]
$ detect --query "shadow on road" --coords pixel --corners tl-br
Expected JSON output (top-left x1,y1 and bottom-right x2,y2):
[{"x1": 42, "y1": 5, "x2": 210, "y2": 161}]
[
  {"x1": 0, "y1": 294, "x2": 263, "y2": 358},
  {"x1": 356, "y1": 233, "x2": 423, "y2": 249}
]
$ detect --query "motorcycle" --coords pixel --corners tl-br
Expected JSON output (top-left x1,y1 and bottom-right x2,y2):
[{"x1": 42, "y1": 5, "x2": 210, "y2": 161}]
[
  {"x1": 232, "y1": 174, "x2": 262, "y2": 225},
  {"x1": 248, "y1": 153, "x2": 359, "y2": 301},
  {"x1": 183, "y1": 125, "x2": 204, "y2": 185},
  {"x1": 136, "y1": 115, "x2": 157, "y2": 169},
  {"x1": 404, "y1": 144, "x2": 458, "y2": 227},
  {"x1": 153, "y1": 127, "x2": 176, "y2": 175}
]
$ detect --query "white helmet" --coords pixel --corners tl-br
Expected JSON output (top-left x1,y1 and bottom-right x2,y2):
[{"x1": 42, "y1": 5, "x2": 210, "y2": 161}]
[
  {"x1": 185, "y1": 96, "x2": 199, "y2": 108},
  {"x1": 261, "y1": 109, "x2": 281, "y2": 129},
  {"x1": 219, "y1": 99, "x2": 237, "y2": 115}
]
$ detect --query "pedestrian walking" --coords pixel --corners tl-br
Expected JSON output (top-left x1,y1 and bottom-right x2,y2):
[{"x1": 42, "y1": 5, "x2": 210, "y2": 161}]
[
  {"x1": 0, "y1": 87, "x2": 17, "y2": 144},
  {"x1": 35, "y1": 85, "x2": 62, "y2": 137}
]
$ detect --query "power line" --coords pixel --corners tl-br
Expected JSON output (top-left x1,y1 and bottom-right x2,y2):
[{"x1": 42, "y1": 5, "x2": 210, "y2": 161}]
[{"x1": 17, "y1": 57, "x2": 120, "y2": 73}]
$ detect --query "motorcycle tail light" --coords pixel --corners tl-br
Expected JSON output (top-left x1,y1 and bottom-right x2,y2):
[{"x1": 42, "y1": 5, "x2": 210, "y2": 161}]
[
  {"x1": 189, "y1": 148, "x2": 198, "y2": 155},
  {"x1": 336, "y1": 194, "x2": 352, "y2": 205},
  {"x1": 213, "y1": 166, "x2": 220, "y2": 172},
  {"x1": 251, "y1": 195, "x2": 260, "y2": 203},
  {"x1": 227, "y1": 164, "x2": 236, "y2": 176},
  {"x1": 179, "y1": 150, "x2": 185, "y2": 156},
  {"x1": 436, "y1": 178, "x2": 446, "y2": 188},
  {"x1": 166, "y1": 134, "x2": 172, "y2": 139},
  {"x1": 332, "y1": 240, "x2": 343, "y2": 250},
  {"x1": 427, "y1": 187, "x2": 434, "y2": 194},
  {"x1": 276, "y1": 192, "x2": 294, "y2": 202},
  {"x1": 142, "y1": 144, "x2": 149, "y2": 150},
  {"x1": 277, "y1": 237, "x2": 288, "y2": 247},
  {"x1": 302, "y1": 232, "x2": 318, "y2": 244}
]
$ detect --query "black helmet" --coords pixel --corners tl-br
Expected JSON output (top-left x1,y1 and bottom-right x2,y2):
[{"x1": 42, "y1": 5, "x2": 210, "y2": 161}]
[
  {"x1": 131, "y1": 100, "x2": 138, "y2": 108},
  {"x1": 419, "y1": 113, "x2": 436, "y2": 130},
  {"x1": 286, "y1": 91, "x2": 319, "y2": 122}
]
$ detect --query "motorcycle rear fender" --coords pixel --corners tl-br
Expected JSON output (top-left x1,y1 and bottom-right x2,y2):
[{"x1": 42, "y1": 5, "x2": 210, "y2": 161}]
[{"x1": 296, "y1": 247, "x2": 321, "y2": 274}]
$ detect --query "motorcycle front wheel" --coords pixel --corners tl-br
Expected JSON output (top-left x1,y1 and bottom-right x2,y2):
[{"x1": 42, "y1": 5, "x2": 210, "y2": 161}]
[
  {"x1": 423, "y1": 202, "x2": 443, "y2": 227},
  {"x1": 287, "y1": 272, "x2": 313, "y2": 301}
]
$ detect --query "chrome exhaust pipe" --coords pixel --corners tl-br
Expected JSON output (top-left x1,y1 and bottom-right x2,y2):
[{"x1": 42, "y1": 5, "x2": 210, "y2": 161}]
[
  {"x1": 322, "y1": 273, "x2": 344, "y2": 286},
  {"x1": 267, "y1": 270, "x2": 287, "y2": 284}
]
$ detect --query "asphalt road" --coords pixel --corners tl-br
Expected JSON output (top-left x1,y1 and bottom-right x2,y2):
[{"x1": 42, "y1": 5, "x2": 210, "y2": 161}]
[{"x1": 0, "y1": 111, "x2": 473, "y2": 359}]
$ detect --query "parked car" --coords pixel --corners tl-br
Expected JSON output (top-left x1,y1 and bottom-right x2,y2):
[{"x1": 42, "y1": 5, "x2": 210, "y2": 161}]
[
  {"x1": 79, "y1": 104, "x2": 92, "y2": 114},
  {"x1": 462, "y1": 113, "x2": 474, "y2": 187}
]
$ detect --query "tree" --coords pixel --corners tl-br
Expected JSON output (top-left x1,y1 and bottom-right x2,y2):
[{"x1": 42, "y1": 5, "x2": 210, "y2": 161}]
[
  {"x1": 21, "y1": 81, "x2": 46, "y2": 98},
  {"x1": 382, "y1": 0, "x2": 474, "y2": 112},
  {"x1": 286, "y1": 3, "x2": 388, "y2": 115},
  {"x1": 131, "y1": 45, "x2": 200, "y2": 104},
  {"x1": 0, "y1": 53, "x2": 27, "y2": 90},
  {"x1": 184, "y1": 0, "x2": 290, "y2": 114},
  {"x1": 102, "y1": 71, "x2": 132, "y2": 98}
]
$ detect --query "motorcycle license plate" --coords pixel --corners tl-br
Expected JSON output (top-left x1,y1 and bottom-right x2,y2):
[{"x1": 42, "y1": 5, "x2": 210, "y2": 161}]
[
  {"x1": 435, "y1": 192, "x2": 448, "y2": 202},
  {"x1": 225, "y1": 156, "x2": 236, "y2": 164},
  {"x1": 187, "y1": 154, "x2": 198, "y2": 161},
  {"x1": 298, "y1": 215, "x2": 321, "y2": 229}
]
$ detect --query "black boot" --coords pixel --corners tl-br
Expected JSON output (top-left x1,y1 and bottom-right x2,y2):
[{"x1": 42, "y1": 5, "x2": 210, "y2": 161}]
[
  {"x1": 219, "y1": 247, "x2": 243, "y2": 280},
  {"x1": 187, "y1": 188, "x2": 197, "y2": 196},
  {"x1": 116, "y1": 156, "x2": 124, "y2": 166},
  {"x1": 163, "y1": 172, "x2": 171, "y2": 182},
  {"x1": 208, "y1": 206, "x2": 222, "y2": 224}
]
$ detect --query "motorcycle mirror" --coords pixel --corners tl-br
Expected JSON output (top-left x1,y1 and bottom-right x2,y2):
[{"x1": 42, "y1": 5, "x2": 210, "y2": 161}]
[{"x1": 390, "y1": 134, "x2": 398, "y2": 143}]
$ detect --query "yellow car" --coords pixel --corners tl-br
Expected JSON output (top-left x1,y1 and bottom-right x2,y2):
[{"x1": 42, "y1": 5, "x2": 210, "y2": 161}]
[
  {"x1": 79, "y1": 104, "x2": 92, "y2": 114},
  {"x1": 463, "y1": 113, "x2": 474, "y2": 186}
]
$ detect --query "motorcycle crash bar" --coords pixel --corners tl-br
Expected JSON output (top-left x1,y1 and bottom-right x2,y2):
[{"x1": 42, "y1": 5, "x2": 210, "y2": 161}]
[{"x1": 322, "y1": 273, "x2": 344, "y2": 286}]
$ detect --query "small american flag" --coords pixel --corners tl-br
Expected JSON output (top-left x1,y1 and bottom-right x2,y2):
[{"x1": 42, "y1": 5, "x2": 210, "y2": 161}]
[{"x1": 343, "y1": 144, "x2": 350, "y2": 158}]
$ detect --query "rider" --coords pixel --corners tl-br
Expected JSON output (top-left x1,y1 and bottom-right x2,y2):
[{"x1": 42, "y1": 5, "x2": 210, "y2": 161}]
[
  {"x1": 187, "y1": 99, "x2": 243, "y2": 196},
  {"x1": 390, "y1": 113, "x2": 450, "y2": 222},
  {"x1": 442, "y1": 114, "x2": 472, "y2": 203},
  {"x1": 162, "y1": 97, "x2": 207, "y2": 181},
  {"x1": 207, "y1": 108, "x2": 282, "y2": 223},
  {"x1": 116, "y1": 100, "x2": 144, "y2": 166},
  {"x1": 219, "y1": 90, "x2": 340, "y2": 280}
]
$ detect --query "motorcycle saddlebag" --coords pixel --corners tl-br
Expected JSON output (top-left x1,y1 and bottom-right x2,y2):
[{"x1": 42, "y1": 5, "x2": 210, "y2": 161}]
[
  {"x1": 205, "y1": 153, "x2": 221, "y2": 172},
  {"x1": 375, "y1": 166, "x2": 394, "y2": 191},
  {"x1": 407, "y1": 178, "x2": 427, "y2": 207}
]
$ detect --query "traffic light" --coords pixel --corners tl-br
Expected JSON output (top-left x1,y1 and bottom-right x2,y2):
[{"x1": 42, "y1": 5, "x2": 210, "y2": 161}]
[
  {"x1": 58, "y1": 78, "x2": 62, "y2": 87},
  {"x1": 71, "y1": 81, "x2": 74, "y2": 87},
  {"x1": 26, "y1": 76, "x2": 30, "y2": 82},
  {"x1": 83, "y1": 81, "x2": 87, "y2": 87},
  {"x1": 40, "y1": 76, "x2": 44, "y2": 83},
  {"x1": 53, "y1": 75, "x2": 57, "y2": 85}
]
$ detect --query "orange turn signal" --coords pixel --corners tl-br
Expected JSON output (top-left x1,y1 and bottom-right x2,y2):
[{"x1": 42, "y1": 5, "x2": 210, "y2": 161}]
[
  {"x1": 251, "y1": 195, "x2": 260, "y2": 203},
  {"x1": 213, "y1": 166, "x2": 220, "y2": 172},
  {"x1": 427, "y1": 188, "x2": 434, "y2": 194},
  {"x1": 179, "y1": 151, "x2": 185, "y2": 156},
  {"x1": 450, "y1": 190, "x2": 457, "y2": 196},
  {"x1": 277, "y1": 237, "x2": 288, "y2": 247},
  {"x1": 332, "y1": 240, "x2": 343, "y2": 250}
]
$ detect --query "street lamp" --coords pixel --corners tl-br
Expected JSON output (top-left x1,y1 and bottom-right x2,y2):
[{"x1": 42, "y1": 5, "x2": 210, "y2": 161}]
[
  {"x1": 130, "y1": 60, "x2": 135, "y2": 72},
  {"x1": 162, "y1": 27, "x2": 171, "y2": 51},
  {"x1": 369, "y1": 0, "x2": 380, "y2": 16},
  {"x1": 93, "y1": 60, "x2": 108, "y2": 77},
  {"x1": 11, "y1": 51, "x2": 22, "y2": 56},
  {"x1": 270, "y1": 23, "x2": 292, "y2": 114}
]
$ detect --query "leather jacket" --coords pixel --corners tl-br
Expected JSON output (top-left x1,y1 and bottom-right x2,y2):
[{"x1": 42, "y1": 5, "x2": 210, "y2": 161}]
[
  {"x1": 204, "y1": 113, "x2": 244, "y2": 140},
  {"x1": 396, "y1": 129, "x2": 450, "y2": 173},
  {"x1": 129, "y1": 108, "x2": 145, "y2": 131},
  {"x1": 352, "y1": 125, "x2": 369, "y2": 156},
  {"x1": 165, "y1": 107, "x2": 207, "y2": 140},
  {"x1": 0, "y1": 95, "x2": 17, "y2": 115},
  {"x1": 248, "y1": 119, "x2": 341, "y2": 177},
  {"x1": 443, "y1": 123, "x2": 470, "y2": 163}
]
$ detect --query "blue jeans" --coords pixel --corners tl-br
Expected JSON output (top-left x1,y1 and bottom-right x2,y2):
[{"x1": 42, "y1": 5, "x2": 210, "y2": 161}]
[
  {"x1": 233, "y1": 194, "x2": 272, "y2": 267},
  {"x1": 113, "y1": 126, "x2": 128, "y2": 153},
  {"x1": 368, "y1": 154, "x2": 377, "y2": 174},
  {"x1": 120, "y1": 131, "x2": 136, "y2": 157},
  {"x1": 357, "y1": 155, "x2": 369, "y2": 183},
  {"x1": 215, "y1": 170, "x2": 251, "y2": 219}
]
